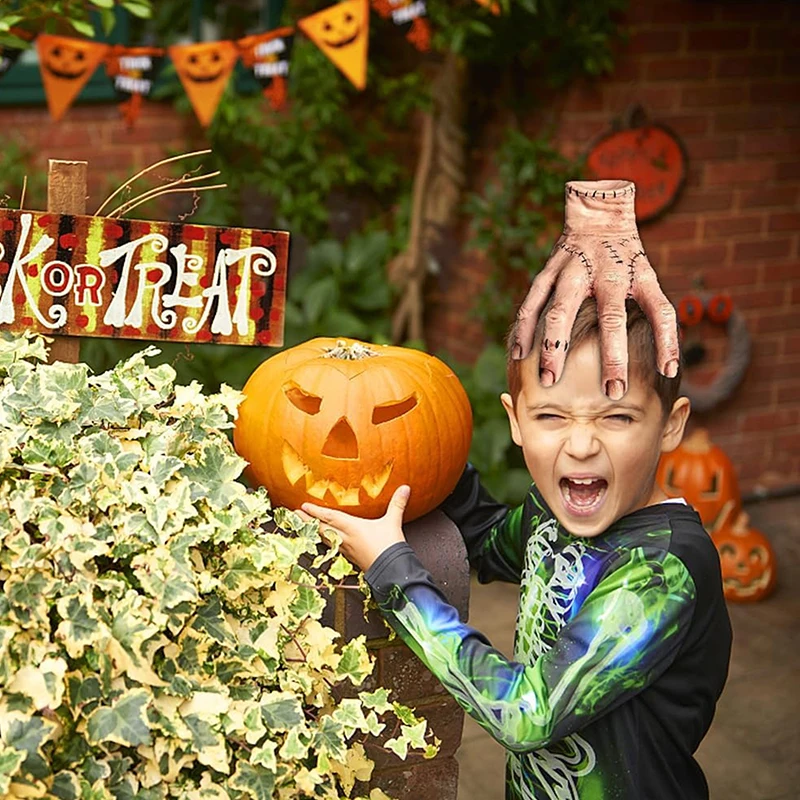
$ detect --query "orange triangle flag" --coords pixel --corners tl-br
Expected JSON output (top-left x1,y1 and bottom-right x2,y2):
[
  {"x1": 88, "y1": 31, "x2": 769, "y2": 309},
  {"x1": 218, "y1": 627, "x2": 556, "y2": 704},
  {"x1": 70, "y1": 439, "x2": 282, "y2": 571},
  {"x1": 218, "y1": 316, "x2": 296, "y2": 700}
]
[
  {"x1": 168, "y1": 40, "x2": 239, "y2": 127},
  {"x1": 298, "y1": 0, "x2": 369, "y2": 90},
  {"x1": 37, "y1": 35, "x2": 109, "y2": 121}
]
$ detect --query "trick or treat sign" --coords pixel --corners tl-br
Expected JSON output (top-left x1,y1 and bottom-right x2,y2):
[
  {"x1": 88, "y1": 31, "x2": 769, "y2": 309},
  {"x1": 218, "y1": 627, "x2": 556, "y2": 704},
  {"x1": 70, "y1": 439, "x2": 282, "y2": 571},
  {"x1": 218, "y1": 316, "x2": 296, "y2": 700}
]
[{"x1": 0, "y1": 210, "x2": 289, "y2": 347}]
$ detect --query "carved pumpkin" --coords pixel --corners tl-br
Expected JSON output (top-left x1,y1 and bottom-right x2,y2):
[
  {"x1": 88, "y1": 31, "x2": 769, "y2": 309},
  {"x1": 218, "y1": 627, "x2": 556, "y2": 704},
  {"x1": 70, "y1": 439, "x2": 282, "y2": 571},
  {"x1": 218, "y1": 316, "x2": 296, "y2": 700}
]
[
  {"x1": 656, "y1": 428, "x2": 741, "y2": 532},
  {"x1": 234, "y1": 338, "x2": 472, "y2": 521},
  {"x1": 712, "y1": 511, "x2": 777, "y2": 602}
]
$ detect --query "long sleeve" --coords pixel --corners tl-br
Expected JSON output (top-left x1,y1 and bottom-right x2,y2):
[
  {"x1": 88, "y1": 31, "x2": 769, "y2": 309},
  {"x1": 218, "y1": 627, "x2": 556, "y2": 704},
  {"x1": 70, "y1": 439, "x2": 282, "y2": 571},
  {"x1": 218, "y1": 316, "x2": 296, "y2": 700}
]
[
  {"x1": 365, "y1": 542, "x2": 697, "y2": 752},
  {"x1": 438, "y1": 464, "x2": 526, "y2": 584}
]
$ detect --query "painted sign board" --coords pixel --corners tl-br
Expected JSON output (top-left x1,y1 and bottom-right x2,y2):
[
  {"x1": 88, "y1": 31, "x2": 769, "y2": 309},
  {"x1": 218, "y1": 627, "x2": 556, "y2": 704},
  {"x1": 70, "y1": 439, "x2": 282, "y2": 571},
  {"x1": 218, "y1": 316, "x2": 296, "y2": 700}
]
[{"x1": 0, "y1": 209, "x2": 288, "y2": 346}]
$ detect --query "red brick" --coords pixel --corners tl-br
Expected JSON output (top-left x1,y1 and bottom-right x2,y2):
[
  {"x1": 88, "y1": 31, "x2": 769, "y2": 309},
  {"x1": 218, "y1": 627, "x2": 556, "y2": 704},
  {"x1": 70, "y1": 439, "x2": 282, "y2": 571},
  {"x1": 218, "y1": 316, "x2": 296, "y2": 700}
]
[
  {"x1": 656, "y1": 113, "x2": 710, "y2": 136},
  {"x1": 729, "y1": 286, "x2": 787, "y2": 311},
  {"x1": 775, "y1": 161, "x2": 800, "y2": 181},
  {"x1": 749, "y1": 81, "x2": 800, "y2": 105},
  {"x1": 740, "y1": 133, "x2": 800, "y2": 157},
  {"x1": 733, "y1": 238, "x2": 793, "y2": 263},
  {"x1": 686, "y1": 28, "x2": 751, "y2": 52},
  {"x1": 739, "y1": 186, "x2": 799, "y2": 208},
  {"x1": 716, "y1": 54, "x2": 780, "y2": 79},
  {"x1": 754, "y1": 25, "x2": 800, "y2": 51},
  {"x1": 792, "y1": 285, "x2": 800, "y2": 305},
  {"x1": 751, "y1": 309, "x2": 800, "y2": 334},
  {"x1": 646, "y1": 57, "x2": 714, "y2": 81},
  {"x1": 371, "y1": 756, "x2": 459, "y2": 800},
  {"x1": 713, "y1": 108, "x2": 782, "y2": 133},
  {"x1": 673, "y1": 188, "x2": 734, "y2": 213},
  {"x1": 610, "y1": 54, "x2": 644, "y2": 82},
  {"x1": 783, "y1": 333, "x2": 800, "y2": 355},
  {"x1": 628, "y1": 29, "x2": 684, "y2": 55},
  {"x1": 740, "y1": 409, "x2": 800, "y2": 433},
  {"x1": 720, "y1": 3, "x2": 788, "y2": 23},
  {"x1": 651, "y1": 3, "x2": 717, "y2": 24},
  {"x1": 776, "y1": 380, "x2": 800, "y2": 404},
  {"x1": 781, "y1": 53, "x2": 800, "y2": 77},
  {"x1": 760, "y1": 262, "x2": 800, "y2": 284},
  {"x1": 703, "y1": 215, "x2": 764, "y2": 239},
  {"x1": 681, "y1": 84, "x2": 751, "y2": 108},
  {"x1": 701, "y1": 264, "x2": 759, "y2": 289},
  {"x1": 603, "y1": 85, "x2": 680, "y2": 113},
  {"x1": 562, "y1": 82, "x2": 605, "y2": 113},
  {"x1": 783, "y1": 106, "x2": 800, "y2": 128},
  {"x1": 683, "y1": 136, "x2": 739, "y2": 160},
  {"x1": 640, "y1": 217, "x2": 698, "y2": 244},
  {"x1": 705, "y1": 161, "x2": 776, "y2": 186},
  {"x1": 768, "y1": 212, "x2": 800, "y2": 232},
  {"x1": 666, "y1": 242, "x2": 729, "y2": 269},
  {"x1": 555, "y1": 118, "x2": 608, "y2": 143},
  {"x1": 380, "y1": 646, "x2": 446, "y2": 702}
]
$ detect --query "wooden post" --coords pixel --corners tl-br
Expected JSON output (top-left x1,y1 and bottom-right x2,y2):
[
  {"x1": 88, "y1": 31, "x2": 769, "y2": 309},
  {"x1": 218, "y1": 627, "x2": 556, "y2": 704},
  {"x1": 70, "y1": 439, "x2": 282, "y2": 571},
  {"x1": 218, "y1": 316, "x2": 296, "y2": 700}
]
[{"x1": 46, "y1": 159, "x2": 87, "y2": 364}]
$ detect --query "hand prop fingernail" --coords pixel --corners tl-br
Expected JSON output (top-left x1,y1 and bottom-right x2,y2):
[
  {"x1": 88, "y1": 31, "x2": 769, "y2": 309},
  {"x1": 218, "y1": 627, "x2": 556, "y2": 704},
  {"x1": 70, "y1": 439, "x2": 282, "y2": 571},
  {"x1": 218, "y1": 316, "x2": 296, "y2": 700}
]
[
  {"x1": 511, "y1": 341, "x2": 523, "y2": 360},
  {"x1": 540, "y1": 368, "x2": 555, "y2": 387},
  {"x1": 664, "y1": 359, "x2": 679, "y2": 378},
  {"x1": 605, "y1": 379, "x2": 625, "y2": 400}
]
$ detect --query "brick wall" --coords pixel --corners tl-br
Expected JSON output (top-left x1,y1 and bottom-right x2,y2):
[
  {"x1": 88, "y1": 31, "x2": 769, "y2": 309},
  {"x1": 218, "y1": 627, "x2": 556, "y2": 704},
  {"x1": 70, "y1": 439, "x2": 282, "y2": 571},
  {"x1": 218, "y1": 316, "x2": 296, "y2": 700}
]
[{"x1": 429, "y1": 0, "x2": 800, "y2": 496}]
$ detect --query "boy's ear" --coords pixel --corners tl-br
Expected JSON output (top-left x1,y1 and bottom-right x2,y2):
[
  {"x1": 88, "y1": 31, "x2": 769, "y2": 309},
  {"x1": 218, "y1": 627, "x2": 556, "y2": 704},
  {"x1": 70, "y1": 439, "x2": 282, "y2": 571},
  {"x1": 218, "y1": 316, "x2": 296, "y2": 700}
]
[
  {"x1": 501, "y1": 392, "x2": 523, "y2": 447},
  {"x1": 661, "y1": 396, "x2": 691, "y2": 454}
]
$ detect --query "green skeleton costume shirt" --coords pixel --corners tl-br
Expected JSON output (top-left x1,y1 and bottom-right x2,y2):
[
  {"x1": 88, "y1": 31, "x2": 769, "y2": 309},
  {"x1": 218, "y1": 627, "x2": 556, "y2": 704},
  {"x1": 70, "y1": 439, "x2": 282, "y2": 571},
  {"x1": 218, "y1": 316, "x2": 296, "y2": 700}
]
[{"x1": 365, "y1": 466, "x2": 732, "y2": 799}]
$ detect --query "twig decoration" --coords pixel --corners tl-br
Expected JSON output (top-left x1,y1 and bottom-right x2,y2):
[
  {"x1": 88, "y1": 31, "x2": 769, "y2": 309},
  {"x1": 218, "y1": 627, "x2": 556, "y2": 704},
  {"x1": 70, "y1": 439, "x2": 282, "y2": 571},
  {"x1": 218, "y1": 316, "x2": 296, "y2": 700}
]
[
  {"x1": 94, "y1": 148, "x2": 213, "y2": 216},
  {"x1": 106, "y1": 170, "x2": 222, "y2": 217},
  {"x1": 107, "y1": 184, "x2": 227, "y2": 219},
  {"x1": 20, "y1": 176, "x2": 27, "y2": 210}
]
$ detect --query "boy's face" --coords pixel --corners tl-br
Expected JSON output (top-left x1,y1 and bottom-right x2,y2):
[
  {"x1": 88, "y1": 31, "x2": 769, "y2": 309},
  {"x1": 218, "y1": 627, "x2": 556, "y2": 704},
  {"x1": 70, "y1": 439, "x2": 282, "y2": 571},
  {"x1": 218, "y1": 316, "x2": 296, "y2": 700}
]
[{"x1": 501, "y1": 338, "x2": 689, "y2": 538}]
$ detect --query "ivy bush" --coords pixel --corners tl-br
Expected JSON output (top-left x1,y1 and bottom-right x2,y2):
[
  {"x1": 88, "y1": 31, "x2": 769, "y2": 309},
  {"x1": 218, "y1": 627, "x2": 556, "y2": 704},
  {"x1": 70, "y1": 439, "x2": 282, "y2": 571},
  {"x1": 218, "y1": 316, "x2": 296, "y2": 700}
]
[{"x1": 0, "y1": 332, "x2": 435, "y2": 799}]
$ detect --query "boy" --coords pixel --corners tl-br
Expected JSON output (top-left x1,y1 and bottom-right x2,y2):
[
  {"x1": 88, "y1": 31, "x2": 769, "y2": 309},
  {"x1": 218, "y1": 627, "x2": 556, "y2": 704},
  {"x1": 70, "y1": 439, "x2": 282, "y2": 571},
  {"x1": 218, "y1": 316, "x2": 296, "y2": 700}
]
[{"x1": 301, "y1": 299, "x2": 732, "y2": 800}]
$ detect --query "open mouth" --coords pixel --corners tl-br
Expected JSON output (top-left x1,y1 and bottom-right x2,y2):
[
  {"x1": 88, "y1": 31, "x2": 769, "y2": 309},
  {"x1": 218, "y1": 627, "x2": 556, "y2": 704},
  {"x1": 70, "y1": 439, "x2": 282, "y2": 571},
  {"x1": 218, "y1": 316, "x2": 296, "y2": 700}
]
[
  {"x1": 559, "y1": 476, "x2": 608, "y2": 517},
  {"x1": 282, "y1": 441, "x2": 393, "y2": 505}
]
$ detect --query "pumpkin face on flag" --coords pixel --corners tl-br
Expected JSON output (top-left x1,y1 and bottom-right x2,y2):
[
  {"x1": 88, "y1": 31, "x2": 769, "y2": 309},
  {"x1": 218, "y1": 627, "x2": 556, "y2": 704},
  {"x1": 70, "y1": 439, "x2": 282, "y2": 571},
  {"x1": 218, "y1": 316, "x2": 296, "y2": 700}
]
[
  {"x1": 233, "y1": 337, "x2": 472, "y2": 522},
  {"x1": 298, "y1": 0, "x2": 370, "y2": 90},
  {"x1": 168, "y1": 40, "x2": 239, "y2": 127},
  {"x1": 37, "y1": 35, "x2": 110, "y2": 121}
]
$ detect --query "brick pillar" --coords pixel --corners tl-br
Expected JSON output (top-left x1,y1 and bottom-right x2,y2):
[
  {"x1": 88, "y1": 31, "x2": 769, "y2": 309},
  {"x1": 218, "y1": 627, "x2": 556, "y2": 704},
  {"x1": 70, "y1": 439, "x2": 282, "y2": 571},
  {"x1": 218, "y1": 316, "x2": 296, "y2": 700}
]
[{"x1": 323, "y1": 511, "x2": 470, "y2": 800}]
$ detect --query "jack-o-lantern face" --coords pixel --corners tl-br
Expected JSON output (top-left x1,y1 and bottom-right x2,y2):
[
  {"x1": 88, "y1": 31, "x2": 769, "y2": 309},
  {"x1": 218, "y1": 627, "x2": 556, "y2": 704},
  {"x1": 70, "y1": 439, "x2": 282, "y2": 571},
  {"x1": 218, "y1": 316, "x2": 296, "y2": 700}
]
[
  {"x1": 43, "y1": 42, "x2": 89, "y2": 80},
  {"x1": 656, "y1": 428, "x2": 740, "y2": 532},
  {"x1": 321, "y1": 10, "x2": 361, "y2": 48},
  {"x1": 184, "y1": 46, "x2": 225, "y2": 83},
  {"x1": 712, "y1": 512, "x2": 776, "y2": 602},
  {"x1": 234, "y1": 338, "x2": 472, "y2": 522}
]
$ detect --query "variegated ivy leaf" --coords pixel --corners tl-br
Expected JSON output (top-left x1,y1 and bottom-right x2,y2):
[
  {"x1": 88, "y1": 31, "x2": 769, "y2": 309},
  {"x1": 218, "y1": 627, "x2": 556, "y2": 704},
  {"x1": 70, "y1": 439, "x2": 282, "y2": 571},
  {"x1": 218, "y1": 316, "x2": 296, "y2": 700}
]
[{"x1": 0, "y1": 334, "x2": 438, "y2": 800}]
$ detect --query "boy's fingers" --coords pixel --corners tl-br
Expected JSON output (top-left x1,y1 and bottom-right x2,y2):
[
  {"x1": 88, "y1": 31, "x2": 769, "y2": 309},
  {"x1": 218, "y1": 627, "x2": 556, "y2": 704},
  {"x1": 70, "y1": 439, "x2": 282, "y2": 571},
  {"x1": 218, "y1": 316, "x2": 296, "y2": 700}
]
[
  {"x1": 594, "y1": 272, "x2": 630, "y2": 400},
  {"x1": 538, "y1": 261, "x2": 591, "y2": 386},
  {"x1": 385, "y1": 485, "x2": 411, "y2": 524},
  {"x1": 301, "y1": 501, "x2": 351, "y2": 531},
  {"x1": 631, "y1": 261, "x2": 680, "y2": 378}
]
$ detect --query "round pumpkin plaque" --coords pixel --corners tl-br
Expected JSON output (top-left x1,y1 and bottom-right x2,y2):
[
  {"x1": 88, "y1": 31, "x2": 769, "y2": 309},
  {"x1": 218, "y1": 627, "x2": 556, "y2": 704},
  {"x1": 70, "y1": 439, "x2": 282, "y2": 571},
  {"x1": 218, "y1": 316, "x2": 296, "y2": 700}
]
[{"x1": 586, "y1": 118, "x2": 687, "y2": 222}]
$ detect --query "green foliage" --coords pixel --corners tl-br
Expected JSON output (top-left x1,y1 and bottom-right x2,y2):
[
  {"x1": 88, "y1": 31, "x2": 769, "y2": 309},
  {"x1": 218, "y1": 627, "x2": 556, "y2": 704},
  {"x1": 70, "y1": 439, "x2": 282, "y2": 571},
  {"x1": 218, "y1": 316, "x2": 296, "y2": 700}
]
[
  {"x1": 0, "y1": 332, "x2": 435, "y2": 799},
  {"x1": 0, "y1": 0, "x2": 152, "y2": 44},
  {"x1": 0, "y1": 138, "x2": 47, "y2": 212}
]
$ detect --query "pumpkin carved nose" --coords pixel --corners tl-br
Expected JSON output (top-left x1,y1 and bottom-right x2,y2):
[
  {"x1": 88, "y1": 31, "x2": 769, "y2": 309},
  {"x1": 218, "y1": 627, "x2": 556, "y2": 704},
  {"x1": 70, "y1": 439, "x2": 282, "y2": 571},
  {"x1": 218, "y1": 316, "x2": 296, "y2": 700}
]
[{"x1": 322, "y1": 417, "x2": 359, "y2": 459}]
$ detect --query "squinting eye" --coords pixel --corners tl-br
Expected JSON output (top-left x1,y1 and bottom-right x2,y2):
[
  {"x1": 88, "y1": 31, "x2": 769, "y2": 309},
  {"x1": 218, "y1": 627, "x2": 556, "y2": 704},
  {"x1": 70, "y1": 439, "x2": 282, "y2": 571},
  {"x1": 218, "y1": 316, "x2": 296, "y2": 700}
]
[
  {"x1": 606, "y1": 415, "x2": 634, "y2": 424},
  {"x1": 536, "y1": 414, "x2": 564, "y2": 422},
  {"x1": 283, "y1": 382, "x2": 322, "y2": 415}
]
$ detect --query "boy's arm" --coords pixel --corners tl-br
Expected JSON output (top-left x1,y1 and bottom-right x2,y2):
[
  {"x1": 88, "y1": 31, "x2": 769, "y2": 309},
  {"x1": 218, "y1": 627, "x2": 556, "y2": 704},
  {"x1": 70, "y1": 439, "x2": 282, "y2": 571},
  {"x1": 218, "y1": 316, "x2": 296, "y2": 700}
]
[
  {"x1": 366, "y1": 542, "x2": 696, "y2": 752},
  {"x1": 438, "y1": 463, "x2": 527, "y2": 584}
]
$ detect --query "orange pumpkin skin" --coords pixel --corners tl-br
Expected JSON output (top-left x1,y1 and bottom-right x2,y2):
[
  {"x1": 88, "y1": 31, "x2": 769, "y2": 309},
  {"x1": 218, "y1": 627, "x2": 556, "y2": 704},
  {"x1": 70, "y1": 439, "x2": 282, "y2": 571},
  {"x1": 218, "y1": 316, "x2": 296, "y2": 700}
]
[
  {"x1": 233, "y1": 337, "x2": 473, "y2": 522},
  {"x1": 656, "y1": 428, "x2": 741, "y2": 532},
  {"x1": 712, "y1": 512, "x2": 777, "y2": 602}
]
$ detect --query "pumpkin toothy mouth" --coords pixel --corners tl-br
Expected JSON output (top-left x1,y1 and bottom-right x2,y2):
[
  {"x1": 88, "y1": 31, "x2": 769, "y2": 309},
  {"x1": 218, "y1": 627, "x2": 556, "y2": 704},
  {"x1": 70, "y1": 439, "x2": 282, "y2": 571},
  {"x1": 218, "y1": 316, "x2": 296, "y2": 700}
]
[
  {"x1": 281, "y1": 441, "x2": 393, "y2": 505},
  {"x1": 724, "y1": 568, "x2": 773, "y2": 598}
]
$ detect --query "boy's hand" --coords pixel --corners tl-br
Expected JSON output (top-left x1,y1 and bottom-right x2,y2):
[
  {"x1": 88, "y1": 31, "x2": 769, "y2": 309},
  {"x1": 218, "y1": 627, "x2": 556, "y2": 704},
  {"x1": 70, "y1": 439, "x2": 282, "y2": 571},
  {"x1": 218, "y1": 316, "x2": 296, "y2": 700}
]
[{"x1": 299, "y1": 485, "x2": 411, "y2": 572}]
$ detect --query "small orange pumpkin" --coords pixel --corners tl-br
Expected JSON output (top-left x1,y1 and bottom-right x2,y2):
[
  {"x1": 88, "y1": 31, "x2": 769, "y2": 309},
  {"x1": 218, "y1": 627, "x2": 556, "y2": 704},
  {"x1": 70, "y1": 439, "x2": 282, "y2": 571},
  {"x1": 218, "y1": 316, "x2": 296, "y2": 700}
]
[
  {"x1": 233, "y1": 337, "x2": 472, "y2": 522},
  {"x1": 656, "y1": 428, "x2": 741, "y2": 532},
  {"x1": 712, "y1": 511, "x2": 777, "y2": 602}
]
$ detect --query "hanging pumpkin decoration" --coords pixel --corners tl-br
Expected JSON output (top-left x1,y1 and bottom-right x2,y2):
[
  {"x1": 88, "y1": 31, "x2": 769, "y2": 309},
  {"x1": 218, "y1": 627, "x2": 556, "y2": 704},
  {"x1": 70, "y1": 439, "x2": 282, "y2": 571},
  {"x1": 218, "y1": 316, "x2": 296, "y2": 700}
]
[
  {"x1": 712, "y1": 511, "x2": 777, "y2": 602},
  {"x1": 656, "y1": 427, "x2": 741, "y2": 532},
  {"x1": 233, "y1": 337, "x2": 472, "y2": 522},
  {"x1": 586, "y1": 105, "x2": 687, "y2": 222}
]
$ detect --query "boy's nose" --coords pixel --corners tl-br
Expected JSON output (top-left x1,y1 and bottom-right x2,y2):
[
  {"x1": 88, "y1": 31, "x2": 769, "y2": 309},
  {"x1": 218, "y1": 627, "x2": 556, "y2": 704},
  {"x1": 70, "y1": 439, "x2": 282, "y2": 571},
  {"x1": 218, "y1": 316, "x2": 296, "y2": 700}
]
[{"x1": 564, "y1": 423, "x2": 601, "y2": 459}]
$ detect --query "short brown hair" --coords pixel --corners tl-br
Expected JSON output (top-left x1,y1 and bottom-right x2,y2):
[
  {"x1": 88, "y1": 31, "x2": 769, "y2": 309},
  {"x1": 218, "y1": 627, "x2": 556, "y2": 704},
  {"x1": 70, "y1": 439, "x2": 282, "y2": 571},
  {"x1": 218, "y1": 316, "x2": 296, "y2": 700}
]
[{"x1": 506, "y1": 298, "x2": 682, "y2": 415}]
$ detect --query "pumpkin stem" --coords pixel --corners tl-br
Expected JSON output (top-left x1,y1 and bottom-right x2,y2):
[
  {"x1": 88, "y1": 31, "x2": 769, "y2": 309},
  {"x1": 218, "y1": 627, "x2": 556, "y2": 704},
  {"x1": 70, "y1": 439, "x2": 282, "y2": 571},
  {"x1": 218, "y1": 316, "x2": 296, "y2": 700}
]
[
  {"x1": 682, "y1": 427, "x2": 712, "y2": 453},
  {"x1": 322, "y1": 340, "x2": 379, "y2": 360}
]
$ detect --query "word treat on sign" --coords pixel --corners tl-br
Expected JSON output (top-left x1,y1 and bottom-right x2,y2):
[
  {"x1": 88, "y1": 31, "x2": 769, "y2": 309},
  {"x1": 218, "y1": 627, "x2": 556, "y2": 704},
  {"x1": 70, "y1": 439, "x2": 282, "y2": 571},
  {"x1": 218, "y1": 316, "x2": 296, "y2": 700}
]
[{"x1": 0, "y1": 209, "x2": 289, "y2": 346}]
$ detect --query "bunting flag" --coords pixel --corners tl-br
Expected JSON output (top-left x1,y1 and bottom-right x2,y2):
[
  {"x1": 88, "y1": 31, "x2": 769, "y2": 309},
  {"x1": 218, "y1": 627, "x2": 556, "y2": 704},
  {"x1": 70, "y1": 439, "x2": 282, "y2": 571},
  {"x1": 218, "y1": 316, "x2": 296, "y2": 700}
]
[
  {"x1": 168, "y1": 40, "x2": 239, "y2": 127},
  {"x1": 36, "y1": 34, "x2": 110, "y2": 121},
  {"x1": 104, "y1": 45, "x2": 165, "y2": 127},
  {"x1": 237, "y1": 28, "x2": 295, "y2": 111},
  {"x1": 371, "y1": 0, "x2": 430, "y2": 52},
  {"x1": 298, "y1": 0, "x2": 370, "y2": 90}
]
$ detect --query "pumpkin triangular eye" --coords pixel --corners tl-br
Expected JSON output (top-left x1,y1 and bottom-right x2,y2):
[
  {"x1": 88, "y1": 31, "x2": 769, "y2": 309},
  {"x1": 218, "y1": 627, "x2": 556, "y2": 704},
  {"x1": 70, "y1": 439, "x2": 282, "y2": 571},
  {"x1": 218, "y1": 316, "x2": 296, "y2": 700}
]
[
  {"x1": 372, "y1": 394, "x2": 418, "y2": 424},
  {"x1": 283, "y1": 382, "x2": 322, "y2": 415},
  {"x1": 663, "y1": 465, "x2": 679, "y2": 493}
]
